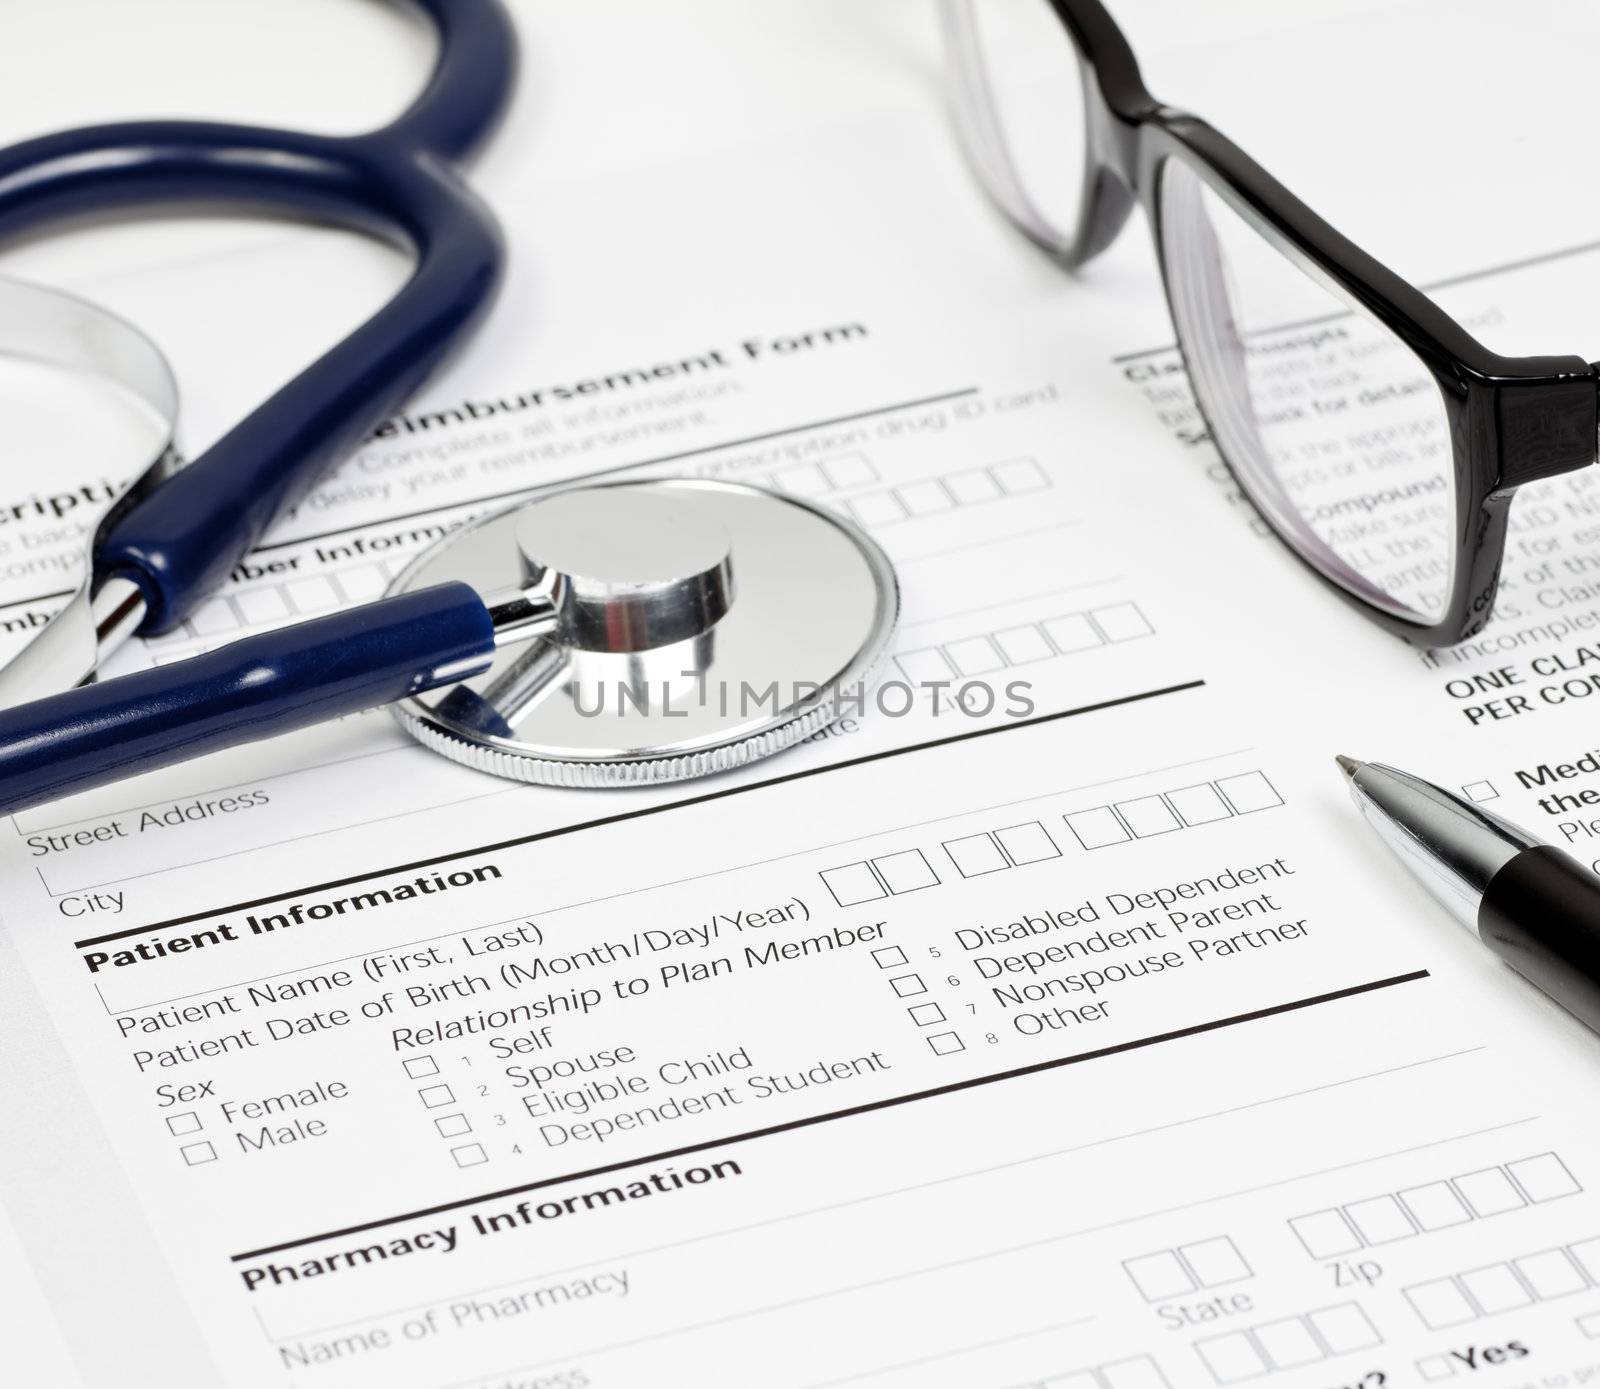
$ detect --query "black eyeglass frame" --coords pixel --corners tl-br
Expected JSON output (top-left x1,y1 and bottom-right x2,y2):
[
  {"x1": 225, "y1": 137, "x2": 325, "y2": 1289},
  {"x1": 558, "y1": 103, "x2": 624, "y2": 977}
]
[{"x1": 950, "y1": 0, "x2": 1600, "y2": 646}]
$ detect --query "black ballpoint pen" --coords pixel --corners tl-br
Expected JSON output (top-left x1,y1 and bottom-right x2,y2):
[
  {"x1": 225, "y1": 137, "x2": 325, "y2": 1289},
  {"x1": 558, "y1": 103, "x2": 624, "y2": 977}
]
[{"x1": 1339, "y1": 755, "x2": 1600, "y2": 1035}]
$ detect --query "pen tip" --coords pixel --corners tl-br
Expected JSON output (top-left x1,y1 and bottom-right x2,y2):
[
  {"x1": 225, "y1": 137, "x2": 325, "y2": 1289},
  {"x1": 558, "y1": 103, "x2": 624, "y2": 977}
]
[{"x1": 1334, "y1": 754, "x2": 1361, "y2": 779}]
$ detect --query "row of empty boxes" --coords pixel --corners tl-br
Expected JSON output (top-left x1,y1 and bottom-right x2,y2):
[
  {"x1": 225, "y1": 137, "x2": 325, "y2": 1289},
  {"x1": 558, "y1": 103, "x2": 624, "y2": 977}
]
[
  {"x1": 1067, "y1": 772, "x2": 1283, "y2": 849},
  {"x1": 817, "y1": 780, "x2": 1280, "y2": 905},
  {"x1": 1022, "y1": 1354, "x2": 1170, "y2": 1389},
  {"x1": 1290, "y1": 1151, "x2": 1579, "y2": 1257},
  {"x1": 1404, "y1": 1235, "x2": 1600, "y2": 1330},
  {"x1": 1124, "y1": 1236, "x2": 1250, "y2": 1302},
  {"x1": 763, "y1": 452, "x2": 879, "y2": 497},
  {"x1": 145, "y1": 561, "x2": 402, "y2": 655},
  {"x1": 897, "y1": 603, "x2": 1153, "y2": 684},
  {"x1": 1196, "y1": 1303, "x2": 1381, "y2": 1385},
  {"x1": 820, "y1": 824, "x2": 1061, "y2": 906},
  {"x1": 843, "y1": 458, "x2": 1051, "y2": 530}
]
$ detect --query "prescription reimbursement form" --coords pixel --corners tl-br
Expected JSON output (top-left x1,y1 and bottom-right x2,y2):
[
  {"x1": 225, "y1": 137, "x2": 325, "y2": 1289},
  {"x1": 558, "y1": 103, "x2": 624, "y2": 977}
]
[{"x1": 6, "y1": 2, "x2": 1600, "y2": 1385}]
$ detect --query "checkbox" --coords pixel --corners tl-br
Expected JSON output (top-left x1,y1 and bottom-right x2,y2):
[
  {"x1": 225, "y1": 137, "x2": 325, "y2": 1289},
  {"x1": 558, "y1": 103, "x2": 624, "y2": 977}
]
[
  {"x1": 1508, "y1": 1151, "x2": 1581, "y2": 1202},
  {"x1": 848, "y1": 491, "x2": 906, "y2": 526},
  {"x1": 165, "y1": 1111, "x2": 202, "y2": 1137},
  {"x1": 286, "y1": 575, "x2": 340, "y2": 614},
  {"x1": 820, "y1": 862, "x2": 885, "y2": 907},
  {"x1": 188, "y1": 599, "x2": 239, "y2": 637},
  {"x1": 1405, "y1": 1278, "x2": 1476, "y2": 1331},
  {"x1": 435, "y1": 1113, "x2": 472, "y2": 1138},
  {"x1": 1452, "y1": 1166, "x2": 1525, "y2": 1216},
  {"x1": 995, "y1": 821, "x2": 1059, "y2": 864},
  {"x1": 1098, "y1": 1358, "x2": 1166, "y2": 1389},
  {"x1": 1115, "y1": 795, "x2": 1180, "y2": 837},
  {"x1": 181, "y1": 1140, "x2": 217, "y2": 1166},
  {"x1": 1513, "y1": 1248, "x2": 1587, "y2": 1299},
  {"x1": 419, "y1": 1084, "x2": 456, "y2": 1108},
  {"x1": 403, "y1": 1054, "x2": 440, "y2": 1079},
  {"x1": 1064, "y1": 806, "x2": 1129, "y2": 849},
  {"x1": 337, "y1": 563, "x2": 386, "y2": 602},
  {"x1": 1124, "y1": 1250, "x2": 1193, "y2": 1302},
  {"x1": 1459, "y1": 1263, "x2": 1533, "y2": 1315},
  {"x1": 993, "y1": 625, "x2": 1054, "y2": 664},
  {"x1": 871, "y1": 945, "x2": 908, "y2": 969},
  {"x1": 1215, "y1": 771, "x2": 1283, "y2": 814},
  {"x1": 873, "y1": 849, "x2": 939, "y2": 894},
  {"x1": 1165, "y1": 783, "x2": 1233, "y2": 826},
  {"x1": 945, "y1": 636, "x2": 1005, "y2": 676},
  {"x1": 235, "y1": 588, "x2": 290, "y2": 623},
  {"x1": 1195, "y1": 1330, "x2": 1267, "y2": 1384},
  {"x1": 1043, "y1": 613, "x2": 1103, "y2": 654},
  {"x1": 945, "y1": 467, "x2": 1001, "y2": 504},
  {"x1": 894, "y1": 480, "x2": 953, "y2": 516},
  {"x1": 1344, "y1": 1194, "x2": 1417, "y2": 1245},
  {"x1": 1399, "y1": 1181, "x2": 1472, "y2": 1231},
  {"x1": 896, "y1": 647, "x2": 955, "y2": 683},
  {"x1": 944, "y1": 832, "x2": 1009, "y2": 877},
  {"x1": 1289, "y1": 1208, "x2": 1362, "y2": 1258},
  {"x1": 1416, "y1": 1355, "x2": 1456, "y2": 1382},
  {"x1": 1571, "y1": 1236, "x2": 1600, "y2": 1282},
  {"x1": 927, "y1": 1031, "x2": 965, "y2": 1056},
  {"x1": 821, "y1": 455, "x2": 876, "y2": 488},
  {"x1": 1306, "y1": 1302, "x2": 1381, "y2": 1352},
  {"x1": 1181, "y1": 1235, "x2": 1251, "y2": 1287},
  {"x1": 774, "y1": 462, "x2": 829, "y2": 495},
  {"x1": 1253, "y1": 1316, "x2": 1321, "y2": 1369},
  {"x1": 1090, "y1": 602, "x2": 1154, "y2": 642},
  {"x1": 907, "y1": 1002, "x2": 945, "y2": 1026},
  {"x1": 451, "y1": 1143, "x2": 488, "y2": 1168},
  {"x1": 889, "y1": 973, "x2": 927, "y2": 998},
  {"x1": 1462, "y1": 780, "x2": 1499, "y2": 802},
  {"x1": 992, "y1": 458, "x2": 1049, "y2": 494}
]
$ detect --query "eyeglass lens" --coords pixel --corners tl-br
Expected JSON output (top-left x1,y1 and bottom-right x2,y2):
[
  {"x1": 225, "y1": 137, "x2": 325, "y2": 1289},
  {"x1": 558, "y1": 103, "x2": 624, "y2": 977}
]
[
  {"x1": 1161, "y1": 161, "x2": 1455, "y2": 622},
  {"x1": 949, "y1": 0, "x2": 1088, "y2": 250},
  {"x1": 951, "y1": 0, "x2": 1459, "y2": 625}
]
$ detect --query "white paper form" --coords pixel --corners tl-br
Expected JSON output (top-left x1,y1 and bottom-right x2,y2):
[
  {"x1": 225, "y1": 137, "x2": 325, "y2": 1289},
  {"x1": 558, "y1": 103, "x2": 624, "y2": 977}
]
[{"x1": 6, "y1": 2, "x2": 1600, "y2": 1386}]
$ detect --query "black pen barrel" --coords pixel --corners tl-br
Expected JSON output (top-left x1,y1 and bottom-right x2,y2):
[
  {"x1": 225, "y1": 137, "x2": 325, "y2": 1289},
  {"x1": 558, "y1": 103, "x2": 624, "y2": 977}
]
[{"x1": 1479, "y1": 845, "x2": 1600, "y2": 1034}]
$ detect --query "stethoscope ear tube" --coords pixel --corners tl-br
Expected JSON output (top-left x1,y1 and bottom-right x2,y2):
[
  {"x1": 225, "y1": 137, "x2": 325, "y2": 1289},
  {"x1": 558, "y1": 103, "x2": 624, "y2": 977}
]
[
  {"x1": 0, "y1": 584, "x2": 495, "y2": 816},
  {"x1": 0, "y1": 0, "x2": 518, "y2": 636},
  {"x1": 0, "y1": 276, "x2": 182, "y2": 707}
]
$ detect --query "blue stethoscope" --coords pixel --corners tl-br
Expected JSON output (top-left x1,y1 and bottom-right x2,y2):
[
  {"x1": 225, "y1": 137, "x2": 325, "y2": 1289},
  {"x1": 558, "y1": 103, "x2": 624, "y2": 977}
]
[{"x1": 0, "y1": 0, "x2": 898, "y2": 815}]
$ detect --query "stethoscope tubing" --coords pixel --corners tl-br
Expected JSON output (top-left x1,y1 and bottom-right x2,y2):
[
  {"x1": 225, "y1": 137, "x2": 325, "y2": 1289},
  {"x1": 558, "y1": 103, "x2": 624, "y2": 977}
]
[
  {"x1": 0, "y1": 0, "x2": 518, "y2": 633},
  {"x1": 0, "y1": 0, "x2": 520, "y2": 812},
  {"x1": 0, "y1": 584, "x2": 495, "y2": 815}
]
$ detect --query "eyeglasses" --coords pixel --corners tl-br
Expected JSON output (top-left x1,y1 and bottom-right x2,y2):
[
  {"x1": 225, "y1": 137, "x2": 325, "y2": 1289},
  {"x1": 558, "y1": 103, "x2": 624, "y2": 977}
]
[{"x1": 940, "y1": 0, "x2": 1600, "y2": 647}]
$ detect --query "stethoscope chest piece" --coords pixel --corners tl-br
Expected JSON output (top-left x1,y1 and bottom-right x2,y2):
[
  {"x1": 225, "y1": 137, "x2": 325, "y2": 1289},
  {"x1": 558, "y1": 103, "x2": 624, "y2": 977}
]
[{"x1": 387, "y1": 479, "x2": 899, "y2": 786}]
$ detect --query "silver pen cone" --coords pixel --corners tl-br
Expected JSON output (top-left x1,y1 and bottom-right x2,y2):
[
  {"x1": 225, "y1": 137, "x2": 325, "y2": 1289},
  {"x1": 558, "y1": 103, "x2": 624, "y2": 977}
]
[{"x1": 1337, "y1": 756, "x2": 1537, "y2": 935}]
